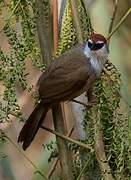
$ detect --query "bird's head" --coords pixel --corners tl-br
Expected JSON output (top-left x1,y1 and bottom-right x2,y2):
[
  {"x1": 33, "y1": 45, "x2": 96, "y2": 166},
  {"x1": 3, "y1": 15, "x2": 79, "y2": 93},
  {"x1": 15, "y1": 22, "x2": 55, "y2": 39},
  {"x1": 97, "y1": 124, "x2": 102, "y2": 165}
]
[
  {"x1": 87, "y1": 33, "x2": 109, "y2": 57},
  {"x1": 84, "y1": 33, "x2": 109, "y2": 76}
]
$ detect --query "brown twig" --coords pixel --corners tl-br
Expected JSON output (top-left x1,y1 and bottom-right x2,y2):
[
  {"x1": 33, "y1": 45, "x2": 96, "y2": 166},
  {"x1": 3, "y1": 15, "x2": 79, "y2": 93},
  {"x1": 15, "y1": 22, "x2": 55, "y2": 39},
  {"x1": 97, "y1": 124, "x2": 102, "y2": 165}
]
[
  {"x1": 52, "y1": 0, "x2": 58, "y2": 52},
  {"x1": 40, "y1": 125, "x2": 93, "y2": 151},
  {"x1": 47, "y1": 126, "x2": 75, "y2": 179},
  {"x1": 48, "y1": 159, "x2": 59, "y2": 179}
]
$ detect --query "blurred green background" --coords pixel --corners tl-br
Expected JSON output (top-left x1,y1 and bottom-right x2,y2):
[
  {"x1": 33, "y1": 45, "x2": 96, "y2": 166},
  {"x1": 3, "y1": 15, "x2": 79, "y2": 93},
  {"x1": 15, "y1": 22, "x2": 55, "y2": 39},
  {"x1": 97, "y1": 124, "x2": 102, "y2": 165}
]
[{"x1": 0, "y1": 0, "x2": 130, "y2": 179}]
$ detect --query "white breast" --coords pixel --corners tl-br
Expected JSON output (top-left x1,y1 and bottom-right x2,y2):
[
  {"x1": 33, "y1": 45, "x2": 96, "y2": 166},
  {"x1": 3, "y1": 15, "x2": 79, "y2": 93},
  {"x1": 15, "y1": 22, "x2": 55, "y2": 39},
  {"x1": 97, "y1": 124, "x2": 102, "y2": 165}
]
[{"x1": 90, "y1": 57, "x2": 103, "y2": 76}]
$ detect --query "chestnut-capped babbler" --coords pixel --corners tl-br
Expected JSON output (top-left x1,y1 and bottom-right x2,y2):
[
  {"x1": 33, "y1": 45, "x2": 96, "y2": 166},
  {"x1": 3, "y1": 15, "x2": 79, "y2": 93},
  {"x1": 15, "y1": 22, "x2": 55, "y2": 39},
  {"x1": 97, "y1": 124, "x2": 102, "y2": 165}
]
[{"x1": 18, "y1": 33, "x2": 109, "y2": 150}]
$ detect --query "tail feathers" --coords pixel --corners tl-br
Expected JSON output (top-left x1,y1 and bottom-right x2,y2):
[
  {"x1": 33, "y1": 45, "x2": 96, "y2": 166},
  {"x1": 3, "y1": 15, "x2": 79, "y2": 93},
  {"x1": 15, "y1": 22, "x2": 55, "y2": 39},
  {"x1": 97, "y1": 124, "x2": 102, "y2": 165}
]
[{"x1": 18, "y1": 101, "x2": 49, "y2": 150}]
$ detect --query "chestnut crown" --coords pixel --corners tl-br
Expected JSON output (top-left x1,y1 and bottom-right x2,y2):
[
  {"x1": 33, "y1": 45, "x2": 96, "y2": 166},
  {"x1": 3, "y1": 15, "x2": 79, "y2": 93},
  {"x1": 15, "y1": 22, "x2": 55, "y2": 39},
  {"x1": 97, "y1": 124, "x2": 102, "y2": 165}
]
[{"x1": 88, "y1": 33, "x2": 107, "y2": 51}]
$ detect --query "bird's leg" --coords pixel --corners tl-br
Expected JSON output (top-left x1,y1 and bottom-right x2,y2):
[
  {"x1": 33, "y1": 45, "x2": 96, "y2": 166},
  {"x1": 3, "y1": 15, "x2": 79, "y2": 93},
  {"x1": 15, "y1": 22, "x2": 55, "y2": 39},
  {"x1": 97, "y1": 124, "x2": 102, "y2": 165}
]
[
  {"x1": 86, "y1": 88, "x2": 97, "y2": 107},
  {"x1": 72, "y1": 98, "x2": 96, "y2": 109},
  {"x1": 84, "y1": 76, "x2": 97, "y2": 108}
]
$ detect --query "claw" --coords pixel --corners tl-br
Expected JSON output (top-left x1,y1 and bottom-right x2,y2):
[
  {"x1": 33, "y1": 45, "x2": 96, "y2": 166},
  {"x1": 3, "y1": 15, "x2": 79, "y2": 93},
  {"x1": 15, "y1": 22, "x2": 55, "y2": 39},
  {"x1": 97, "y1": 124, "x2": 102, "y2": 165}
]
[{"x1": 72, "y1": 98, "x2": 97, "y2": 109}]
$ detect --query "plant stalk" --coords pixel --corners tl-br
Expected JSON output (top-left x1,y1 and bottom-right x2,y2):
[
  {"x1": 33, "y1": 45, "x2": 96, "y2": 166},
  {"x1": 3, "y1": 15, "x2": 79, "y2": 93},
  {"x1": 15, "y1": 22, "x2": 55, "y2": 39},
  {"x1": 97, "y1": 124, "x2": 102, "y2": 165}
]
[
  {"x1": 107, "y1": 7, "x2": 131, "y2": 40},
  {"x1": 51, "y1": 104, "x2": 74, "y2": 180},
  {"x1": 51, "y1": 1, "x2": 74, "y2": 179}
]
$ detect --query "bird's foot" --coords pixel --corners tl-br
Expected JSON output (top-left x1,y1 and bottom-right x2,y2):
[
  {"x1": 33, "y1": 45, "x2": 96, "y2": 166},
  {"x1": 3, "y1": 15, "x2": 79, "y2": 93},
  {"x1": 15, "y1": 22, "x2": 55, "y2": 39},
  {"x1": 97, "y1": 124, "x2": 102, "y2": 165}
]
[
  {"x1": 86, "y1": 98, "x2": 97, "y2": 109},
  {"x1": 71, "y1": 97, "x2": 97, "y2": 109},
  {"x1": 87, "y1": 95, "x2": 98, "y2": 108}
]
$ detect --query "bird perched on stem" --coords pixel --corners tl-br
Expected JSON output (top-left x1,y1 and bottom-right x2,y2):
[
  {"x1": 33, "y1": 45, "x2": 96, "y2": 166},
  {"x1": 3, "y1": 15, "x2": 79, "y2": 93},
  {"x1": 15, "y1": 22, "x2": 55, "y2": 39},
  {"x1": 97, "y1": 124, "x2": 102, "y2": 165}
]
[{"x1": 18, "y1": 33, "x2": 109, "y2": 150}]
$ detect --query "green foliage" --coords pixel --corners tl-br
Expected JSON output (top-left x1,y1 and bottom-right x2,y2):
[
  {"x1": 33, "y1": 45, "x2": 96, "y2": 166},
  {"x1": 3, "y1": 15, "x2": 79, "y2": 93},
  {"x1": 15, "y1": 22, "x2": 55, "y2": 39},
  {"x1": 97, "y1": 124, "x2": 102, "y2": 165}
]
[
  {"x1": 0, "y1": 0, "x2": 46, "y2": 122},
  {"x1": 10, "y1": 0, "x2": 44, "y2": 69},
  {"x1": 0, "y1": 131, "x2": 6, "y2": 143},
  {"x1": 0, "y1": 48, "x2": 23, "y2": 122},
  {"x1": 0, "y1": 0, "x2": 130, "y2": 179},
  {"x1": 44, "y1": 141, "x2": 58, "y2": 162},
  {"x1": 84, "y1": 64, "x2": 130, "y2": 178},
  {"x1": 56, "y1": 0, "x2": 93, "y2": 57}
]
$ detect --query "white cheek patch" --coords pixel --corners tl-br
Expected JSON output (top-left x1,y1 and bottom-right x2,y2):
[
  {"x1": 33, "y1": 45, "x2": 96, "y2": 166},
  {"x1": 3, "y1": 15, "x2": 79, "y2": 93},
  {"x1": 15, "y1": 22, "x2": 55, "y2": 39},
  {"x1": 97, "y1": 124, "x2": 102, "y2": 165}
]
[{"x1": 88, "y1": 39, "x2": 93, "y2": 44}]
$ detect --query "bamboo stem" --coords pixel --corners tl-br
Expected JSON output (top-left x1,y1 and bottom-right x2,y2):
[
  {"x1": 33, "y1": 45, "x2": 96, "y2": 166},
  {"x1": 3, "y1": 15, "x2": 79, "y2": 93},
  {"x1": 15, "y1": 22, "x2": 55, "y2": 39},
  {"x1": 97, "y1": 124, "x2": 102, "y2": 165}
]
[
  {"x1": 52, "y1": 0, "x2": 58, "y2": 52},
  {"x1": 51, "y1": 104, "x2": 74, "y2": 180},
  {"x1": 47, "y1": 126, "x2": 74, "y2": 179}
]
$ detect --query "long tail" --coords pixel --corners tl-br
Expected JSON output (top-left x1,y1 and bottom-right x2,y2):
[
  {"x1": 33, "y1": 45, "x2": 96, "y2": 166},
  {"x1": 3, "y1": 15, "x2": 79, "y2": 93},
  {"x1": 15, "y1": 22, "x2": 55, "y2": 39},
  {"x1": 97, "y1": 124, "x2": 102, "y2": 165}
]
[{"x1": 18, "y1": 101, "x2": 50, "y2": 150}]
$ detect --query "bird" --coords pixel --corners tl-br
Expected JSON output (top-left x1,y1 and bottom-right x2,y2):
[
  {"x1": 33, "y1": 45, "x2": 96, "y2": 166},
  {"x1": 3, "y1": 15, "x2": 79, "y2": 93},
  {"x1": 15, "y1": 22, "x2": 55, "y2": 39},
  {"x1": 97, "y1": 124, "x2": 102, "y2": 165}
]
[{"x1": 18, "y1": 33, "x2": 109, "y2": 150}]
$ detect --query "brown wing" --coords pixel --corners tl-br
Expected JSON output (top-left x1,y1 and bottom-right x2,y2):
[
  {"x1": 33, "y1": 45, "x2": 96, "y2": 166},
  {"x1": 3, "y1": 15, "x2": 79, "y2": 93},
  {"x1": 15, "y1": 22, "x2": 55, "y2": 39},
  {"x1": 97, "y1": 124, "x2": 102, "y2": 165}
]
[{"x1": 38, "y1": 44, "x2": 91, "y2": 102}]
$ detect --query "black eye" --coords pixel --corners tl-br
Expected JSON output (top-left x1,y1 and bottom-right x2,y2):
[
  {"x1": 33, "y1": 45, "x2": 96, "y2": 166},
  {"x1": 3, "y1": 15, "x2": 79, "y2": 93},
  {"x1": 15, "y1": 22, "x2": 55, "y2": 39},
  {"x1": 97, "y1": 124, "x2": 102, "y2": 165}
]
[
  {"x1": 92, "y1": 43, "x2": 104, "y2": 50},
  {"x1": 88, "y1": 41, "x2": 93, "y2": 48}
]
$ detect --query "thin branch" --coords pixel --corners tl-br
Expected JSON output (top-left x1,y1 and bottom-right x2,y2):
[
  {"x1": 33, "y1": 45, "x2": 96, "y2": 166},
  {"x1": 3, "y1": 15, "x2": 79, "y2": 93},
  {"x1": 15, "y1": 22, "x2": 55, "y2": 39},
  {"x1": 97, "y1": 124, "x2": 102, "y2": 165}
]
[
  {"x1": 5, "y1": 134, "x2": 48, "y2": 180},
  {"x1": 52, "y1": 0, "x2": 58, "y2": 52},
  {"x1": 48, "y1": 159, "x2": 59, "y2": 179},
  {"x1": 76, "y1": 155, "x2": 91, "y2": 180},
  {"x1": 47, "y1": 126, "x2": 74, "y2": 179},
  {"x1": 107, "y1": 7, "x2": 131, "y2": 40},
  {"x1": 108, "y1": 0, "x2": 119, "y2": 36},
  {"x1": 51, "y1": 104, "x2": 74, "y2": 180},
  {"x1": 40, "y1": 125, "x2": 93, "y2": 151}
]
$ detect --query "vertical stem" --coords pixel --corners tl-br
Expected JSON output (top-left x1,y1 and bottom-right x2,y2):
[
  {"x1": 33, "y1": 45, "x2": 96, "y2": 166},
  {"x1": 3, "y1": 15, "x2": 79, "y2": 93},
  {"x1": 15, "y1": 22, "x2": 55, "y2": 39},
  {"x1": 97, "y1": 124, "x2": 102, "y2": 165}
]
[
  {"x1": 52, "y1": 104, "x2": 74, "y2": 180},
  {"x1": 51, "y1": 1, "x2": 74, "y2": 179},
  {"x1": 52, "y1": 0, "x2": 67, "y2": 132},
  {"x1": 52, "y1": 0, "x2": 58, "y2": 52},
  {"x1": 108, "y1": 0, "x2": 119, "y2": 36}
]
